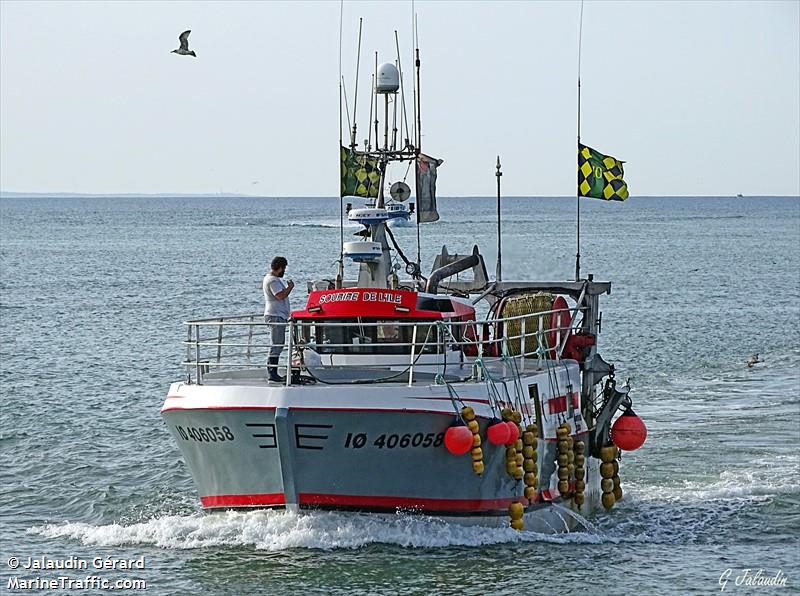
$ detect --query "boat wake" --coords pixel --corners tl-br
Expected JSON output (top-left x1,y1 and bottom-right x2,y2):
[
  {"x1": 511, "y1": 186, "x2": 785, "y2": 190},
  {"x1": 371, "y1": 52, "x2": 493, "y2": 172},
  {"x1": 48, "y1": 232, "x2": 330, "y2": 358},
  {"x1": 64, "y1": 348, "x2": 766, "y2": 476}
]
[
  {"x1": 29, "y1": 455, "x2": 797, "y2": 551},
  {"x1": 29, "y1": 510, "x2": 608, "y2": 551}
]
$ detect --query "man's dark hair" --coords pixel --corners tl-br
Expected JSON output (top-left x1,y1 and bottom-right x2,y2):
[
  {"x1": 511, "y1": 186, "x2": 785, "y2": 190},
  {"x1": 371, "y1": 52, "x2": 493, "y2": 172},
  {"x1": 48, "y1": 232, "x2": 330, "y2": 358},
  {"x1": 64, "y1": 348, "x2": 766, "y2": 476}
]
[{"x1": 271, "y1": 256, "x2": 288, "y2": 270}]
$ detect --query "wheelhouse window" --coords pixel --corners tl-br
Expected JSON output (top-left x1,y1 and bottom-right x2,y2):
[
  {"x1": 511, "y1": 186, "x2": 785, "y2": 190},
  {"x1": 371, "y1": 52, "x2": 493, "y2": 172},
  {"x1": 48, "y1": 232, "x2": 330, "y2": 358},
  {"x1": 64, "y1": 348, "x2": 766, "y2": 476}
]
[{"x1": 304, "y1": 318, "x2": 442, "y2": 355}]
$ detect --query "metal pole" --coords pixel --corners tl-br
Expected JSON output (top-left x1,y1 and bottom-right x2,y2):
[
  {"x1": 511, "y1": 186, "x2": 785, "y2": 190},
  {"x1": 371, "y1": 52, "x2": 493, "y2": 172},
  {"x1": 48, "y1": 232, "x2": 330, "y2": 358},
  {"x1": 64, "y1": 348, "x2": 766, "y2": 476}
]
[
  {"x1": 246, "y1": 315, "x2": 254, "y2": 361},
  {"x1": 285, "y1": 320, "x2": 293, "y2": 387},
  {"x1": 374, "y1": 53, "x2": 379, "y2": 152},
  {"x1": 194, "y1": 324, "x2": 202, "y2": 385},
  {"x1": 350, "y1": 18, "x2": 363, "y2": 150},
  {"x1": 216, "y1": 318, "x2": 223, "y2": 364},
  {"x1": 384, "y1": 93, "x2": 389, "y2": 151},
  {"x1": 575, "y1": 0, "x2": 585, "y2": 282},
  {"x1": 414, "y1": 45, "x2": 422, "y2": 277},
  {"x1": 394, "y1": 31, "x2": 411, "y2": 149},
  {"x1": 415, "y1": 47, "x2": 421, "y2": 155},
  {"x1": 408, "y1": 325, "x2": 418, "y2": 386},
  {"x1": 496, "y1": 155, "x2": 502, "y2": 282},
  {"x1": 338, "y1": 1, "x2": 345, "y2": 282},
  {"x1": 575, "y1": 76, "x2": 581, "y2": 282}
]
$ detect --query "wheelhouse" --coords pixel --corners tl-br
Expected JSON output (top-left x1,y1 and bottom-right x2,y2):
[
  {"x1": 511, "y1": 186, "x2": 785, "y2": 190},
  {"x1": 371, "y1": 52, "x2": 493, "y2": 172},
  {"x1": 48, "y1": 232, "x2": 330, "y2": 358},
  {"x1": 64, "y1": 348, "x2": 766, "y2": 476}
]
[{"x1": 291, "y1": 288, "x2": 476, "y2": 357}]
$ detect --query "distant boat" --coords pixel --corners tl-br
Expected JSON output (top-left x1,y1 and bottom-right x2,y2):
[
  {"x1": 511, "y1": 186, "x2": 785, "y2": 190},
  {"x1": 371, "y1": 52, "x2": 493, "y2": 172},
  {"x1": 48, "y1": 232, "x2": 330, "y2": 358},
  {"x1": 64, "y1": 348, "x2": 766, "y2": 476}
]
[{"x1": 737, "y1": 193, "x2": 744, "y2": 198}]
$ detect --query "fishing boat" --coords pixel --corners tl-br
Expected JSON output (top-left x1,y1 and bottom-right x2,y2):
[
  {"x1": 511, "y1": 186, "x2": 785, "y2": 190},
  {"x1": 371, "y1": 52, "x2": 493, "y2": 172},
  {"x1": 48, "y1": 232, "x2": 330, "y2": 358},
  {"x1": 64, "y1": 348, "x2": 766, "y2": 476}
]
[{"x1": 161, "y1": 29, "x2": 646, "y2": 532}]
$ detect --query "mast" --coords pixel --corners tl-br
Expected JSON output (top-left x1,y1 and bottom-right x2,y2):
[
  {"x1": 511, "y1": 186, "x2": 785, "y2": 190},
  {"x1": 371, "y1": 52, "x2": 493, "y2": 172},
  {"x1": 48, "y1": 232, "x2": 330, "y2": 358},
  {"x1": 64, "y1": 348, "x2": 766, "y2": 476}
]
[
  {"x1": 337, "y1": 0, "x2": 344, "y2": 284},
  {"x1": 338, "y1": 18, "x2": 432, "y2": 289},
  {"x1": 496, "y1": 156, "x2": 502, "y2": 282},
  {"x1": 575, "y1": 0, "x2": 585, "y2": 282},
  {"x1": 414, "y1": 33, "x2": 423, "y2": 273},
  {"x1": 350, "y1": 18, "x2": 363, "y2": 150}
]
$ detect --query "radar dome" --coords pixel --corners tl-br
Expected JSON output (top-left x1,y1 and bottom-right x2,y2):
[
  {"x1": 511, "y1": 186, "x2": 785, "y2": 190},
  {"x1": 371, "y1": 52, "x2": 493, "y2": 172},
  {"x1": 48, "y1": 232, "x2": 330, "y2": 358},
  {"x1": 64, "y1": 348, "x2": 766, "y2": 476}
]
[{"x1": 376, "y1": 63, "x2": 400, "y2": 93}]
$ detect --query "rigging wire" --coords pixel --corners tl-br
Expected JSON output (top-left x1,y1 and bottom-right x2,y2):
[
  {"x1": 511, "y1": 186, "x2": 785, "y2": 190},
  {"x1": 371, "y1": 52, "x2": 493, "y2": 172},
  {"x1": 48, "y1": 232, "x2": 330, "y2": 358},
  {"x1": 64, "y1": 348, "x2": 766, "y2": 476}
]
[{"x1": 341, "y1": 77, "x2": 353, "y2": 139}]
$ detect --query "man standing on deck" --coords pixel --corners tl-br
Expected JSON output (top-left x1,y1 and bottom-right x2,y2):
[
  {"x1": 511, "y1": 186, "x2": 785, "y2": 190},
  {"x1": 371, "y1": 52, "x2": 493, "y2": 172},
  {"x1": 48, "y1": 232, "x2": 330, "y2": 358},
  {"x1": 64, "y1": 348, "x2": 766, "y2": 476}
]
[{"x1": 263, "y1": 256, "x2": 294, "y2": 382}]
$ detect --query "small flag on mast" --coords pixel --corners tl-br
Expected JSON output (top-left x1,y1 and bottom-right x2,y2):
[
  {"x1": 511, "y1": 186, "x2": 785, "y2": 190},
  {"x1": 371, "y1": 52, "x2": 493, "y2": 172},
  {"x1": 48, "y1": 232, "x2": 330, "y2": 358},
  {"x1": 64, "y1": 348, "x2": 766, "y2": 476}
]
[
  {"x1": 578, "y1": 143, "x2": 629, "y2": 201},
  {"x1": 341, "y1": 146, "x2": 381, "y2": 198},
  {"x1": 416, "y1": 153, "x2": 444, "y2": 223}
]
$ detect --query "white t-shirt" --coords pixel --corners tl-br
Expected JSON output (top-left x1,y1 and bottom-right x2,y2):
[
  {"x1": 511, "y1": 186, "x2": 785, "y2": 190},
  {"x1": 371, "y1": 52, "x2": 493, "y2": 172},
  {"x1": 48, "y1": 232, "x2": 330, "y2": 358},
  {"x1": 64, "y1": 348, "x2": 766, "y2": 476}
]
[{"x1": 263, "y1": 273, "x2": 290, "y2": 319}]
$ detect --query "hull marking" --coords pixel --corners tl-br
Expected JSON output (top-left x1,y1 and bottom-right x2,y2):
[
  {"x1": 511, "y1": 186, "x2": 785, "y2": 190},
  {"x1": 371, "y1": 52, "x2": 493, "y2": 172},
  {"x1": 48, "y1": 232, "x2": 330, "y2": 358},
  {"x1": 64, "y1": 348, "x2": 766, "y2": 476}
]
[
  {"x1": 294, "y1": 424, "x2": 333, "y2": 450},
  {"x1": 245, "y1": 423, "x2": 277, "y2": 448}
]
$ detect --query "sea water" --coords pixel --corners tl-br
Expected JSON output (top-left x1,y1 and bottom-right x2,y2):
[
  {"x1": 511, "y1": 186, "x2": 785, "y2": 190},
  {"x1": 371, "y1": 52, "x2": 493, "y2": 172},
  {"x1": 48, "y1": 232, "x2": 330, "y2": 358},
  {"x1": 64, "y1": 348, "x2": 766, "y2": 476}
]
[{"x1": 1, "y1": 196, "x2": 798, "y2": 595}]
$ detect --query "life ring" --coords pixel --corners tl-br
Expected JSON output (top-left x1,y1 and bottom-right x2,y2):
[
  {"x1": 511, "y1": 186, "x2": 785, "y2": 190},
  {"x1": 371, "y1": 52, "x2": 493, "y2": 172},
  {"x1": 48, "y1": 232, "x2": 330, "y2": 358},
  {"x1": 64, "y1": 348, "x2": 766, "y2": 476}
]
[{"x1": 549, "y1": 296, "x2": 571, "y2": 355}]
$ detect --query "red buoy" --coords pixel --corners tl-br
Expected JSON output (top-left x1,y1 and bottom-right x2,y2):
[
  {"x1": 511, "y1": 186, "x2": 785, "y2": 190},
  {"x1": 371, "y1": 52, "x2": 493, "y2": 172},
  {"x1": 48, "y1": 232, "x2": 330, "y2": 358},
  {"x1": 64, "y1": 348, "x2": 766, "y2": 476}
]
[
  {"x1": 505, "y1": 420, "x2": 520, "y2": 445},
  {"x1": 487, "y1": 421, "x2": 511, "y2": 446},
  {"x1": 611, "y1": 407, "x2": 647, "y2": 451},
  {"x1": 444, "y1": 425, "x2": 474, "y2": 455}
]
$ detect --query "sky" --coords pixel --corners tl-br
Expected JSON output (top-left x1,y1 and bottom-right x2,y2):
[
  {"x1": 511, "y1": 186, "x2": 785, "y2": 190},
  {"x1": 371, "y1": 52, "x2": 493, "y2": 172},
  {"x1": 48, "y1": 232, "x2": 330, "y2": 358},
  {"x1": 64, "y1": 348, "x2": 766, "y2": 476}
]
[{"x1": 1, "y1": 0, "x2": 798, "y2": 197}]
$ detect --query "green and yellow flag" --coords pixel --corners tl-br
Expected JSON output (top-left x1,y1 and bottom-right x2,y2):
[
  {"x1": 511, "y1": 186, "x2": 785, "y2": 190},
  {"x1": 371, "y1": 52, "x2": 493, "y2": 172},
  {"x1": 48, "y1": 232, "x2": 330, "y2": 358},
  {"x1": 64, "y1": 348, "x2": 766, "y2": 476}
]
[
  {"x1": 578, "y1": 143, "x2": 629, "y2": 201},
  {"x1": 341, "y1": 146, "x2": 381, "y2": 198}
]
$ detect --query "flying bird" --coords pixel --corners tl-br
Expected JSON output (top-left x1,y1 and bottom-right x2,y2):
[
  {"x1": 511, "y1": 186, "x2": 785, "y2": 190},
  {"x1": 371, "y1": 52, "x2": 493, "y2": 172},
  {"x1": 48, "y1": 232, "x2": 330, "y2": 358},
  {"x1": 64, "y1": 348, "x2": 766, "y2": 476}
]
[{"x1": 171, "y1": 30, "x2": 196, "y2": 57}]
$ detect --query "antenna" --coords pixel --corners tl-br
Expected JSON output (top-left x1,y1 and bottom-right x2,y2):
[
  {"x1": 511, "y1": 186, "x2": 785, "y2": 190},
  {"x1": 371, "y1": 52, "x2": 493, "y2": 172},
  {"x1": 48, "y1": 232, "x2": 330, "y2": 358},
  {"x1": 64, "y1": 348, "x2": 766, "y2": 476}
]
[
  {"x1": 496, "y1": 156, "x2": 503, "y2": 282},
  {"x1": 413, "y1": 14, "x2": 422, "y2": 272},
  {"x1": 415, "y1": 18, "x2": 422, "y2": 154},
  {"x1": 391, "y1": 65, "x2": 398, "y2": 150},
  {"x1": 367, "y1": 74, "x2": 374, "y2": 151},
  {"x1": 575, "y1": 0, "x2": 585, "y2": 282},
  {"x1": 350, "y1": 18, "x2": 363, "y2": 150},
  {"x1": 374, "y1": 52, "x2": 379, "y2": 155},
  {"x1": 395, "y1": 31, "x2": 411, "y2": 150}
]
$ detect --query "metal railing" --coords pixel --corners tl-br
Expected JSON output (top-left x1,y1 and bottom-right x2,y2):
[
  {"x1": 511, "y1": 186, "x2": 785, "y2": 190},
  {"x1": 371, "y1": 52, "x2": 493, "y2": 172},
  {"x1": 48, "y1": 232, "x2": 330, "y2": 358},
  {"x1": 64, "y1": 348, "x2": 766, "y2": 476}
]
[{"x1": 181, "y1": 303, "x2": 587, "y2": 386}]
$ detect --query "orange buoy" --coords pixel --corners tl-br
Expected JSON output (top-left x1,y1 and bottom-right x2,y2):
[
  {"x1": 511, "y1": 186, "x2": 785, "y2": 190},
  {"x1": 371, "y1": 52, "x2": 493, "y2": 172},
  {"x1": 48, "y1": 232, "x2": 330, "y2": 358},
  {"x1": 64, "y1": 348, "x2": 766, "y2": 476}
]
[
  {"x1": 505, "y1": 421, "x2": 520, "y2": 445},
  {"x1": 487, "y1": 421, "x2": 511, "y2": 445},
  {"x1": 611, "y1": 407, "x2": 648, "y2": 451},
  {"x1": 444, "y1": 425, "x2": 473, "y2": 455}
]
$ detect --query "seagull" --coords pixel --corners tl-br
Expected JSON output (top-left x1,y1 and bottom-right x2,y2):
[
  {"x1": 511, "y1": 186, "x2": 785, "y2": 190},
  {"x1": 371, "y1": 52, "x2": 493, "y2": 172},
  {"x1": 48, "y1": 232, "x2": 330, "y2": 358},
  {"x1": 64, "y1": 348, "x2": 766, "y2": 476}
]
[
  {"x1": 171, "y1": 30, "x2": 196, "y2": 57},
  {"x1": 746, "y1": 354, "x2": 762, "y2": 368}
]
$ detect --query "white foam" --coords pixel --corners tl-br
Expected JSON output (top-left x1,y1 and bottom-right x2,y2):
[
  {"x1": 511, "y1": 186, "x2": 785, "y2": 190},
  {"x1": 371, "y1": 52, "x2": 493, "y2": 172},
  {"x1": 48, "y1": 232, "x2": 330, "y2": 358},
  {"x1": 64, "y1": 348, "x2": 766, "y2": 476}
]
[
  {"x1": 30, "y1": 510, "x2": 611, "y2": 551},
  {"x1": 627, "y1": 454, "x2": 800, "y2": 504},
  {"x1": 30, "y1": 455, "x2": 798, "y2": 551}
]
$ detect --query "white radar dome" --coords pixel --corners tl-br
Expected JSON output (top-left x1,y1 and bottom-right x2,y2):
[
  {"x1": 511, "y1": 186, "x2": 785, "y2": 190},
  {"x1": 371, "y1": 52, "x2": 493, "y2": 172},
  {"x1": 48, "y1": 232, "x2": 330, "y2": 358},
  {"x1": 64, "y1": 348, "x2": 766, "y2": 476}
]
[{"x1": 376, "y1": 63, "x2": 400, "y2": 93}]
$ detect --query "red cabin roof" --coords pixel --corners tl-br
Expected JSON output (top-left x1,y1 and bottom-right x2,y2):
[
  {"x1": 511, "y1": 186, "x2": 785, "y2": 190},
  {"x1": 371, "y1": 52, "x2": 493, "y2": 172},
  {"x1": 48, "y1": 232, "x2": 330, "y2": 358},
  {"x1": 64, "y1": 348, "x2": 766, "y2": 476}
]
[{"x1": 292, "y1": 288, "x2": 475, "y2": 320}]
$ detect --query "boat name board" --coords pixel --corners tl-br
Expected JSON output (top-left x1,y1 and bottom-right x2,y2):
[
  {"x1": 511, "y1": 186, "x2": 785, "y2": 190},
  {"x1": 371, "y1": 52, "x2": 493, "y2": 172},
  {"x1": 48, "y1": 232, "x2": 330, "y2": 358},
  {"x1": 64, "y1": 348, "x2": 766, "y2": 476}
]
[{"x1": 317, "y1": 291, "x2": 403, "y2": 305}]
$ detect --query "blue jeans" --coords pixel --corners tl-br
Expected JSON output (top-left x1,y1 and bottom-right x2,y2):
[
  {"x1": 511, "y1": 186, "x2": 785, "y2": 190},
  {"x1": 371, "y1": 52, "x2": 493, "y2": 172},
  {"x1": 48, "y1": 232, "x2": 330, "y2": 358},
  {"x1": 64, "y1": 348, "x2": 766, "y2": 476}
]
[{"x1": 265, "y1": 316, "x2": 287, "y2": 358}]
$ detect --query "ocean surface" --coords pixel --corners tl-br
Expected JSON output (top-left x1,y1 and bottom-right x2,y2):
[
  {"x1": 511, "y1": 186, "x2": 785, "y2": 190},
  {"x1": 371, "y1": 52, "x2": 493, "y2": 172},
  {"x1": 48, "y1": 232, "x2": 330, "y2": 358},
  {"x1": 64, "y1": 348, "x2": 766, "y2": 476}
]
[{"x1": 1, "y1": 195, "x2": 798, "y2": 595}]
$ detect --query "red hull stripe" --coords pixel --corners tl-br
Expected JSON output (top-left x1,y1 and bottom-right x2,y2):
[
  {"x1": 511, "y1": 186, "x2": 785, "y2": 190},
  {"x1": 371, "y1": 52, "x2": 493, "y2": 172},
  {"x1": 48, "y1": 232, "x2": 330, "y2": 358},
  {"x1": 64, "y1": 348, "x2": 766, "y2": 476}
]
[
  {"x1": 199, "y1": 492, "x2": 549, "y2": 510},
  {"x1": 163, "y1": 406, "x2": 459, "y2": 416},
  {"x1": 200, "y1": 493, "x2": 285, "y2": 507},
  {"x1": 407, "y1": 396, "x2": 491, "y2": 405},
  {"x1": 162, "y1": 405, "x2": 279, "y2": 413}
]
